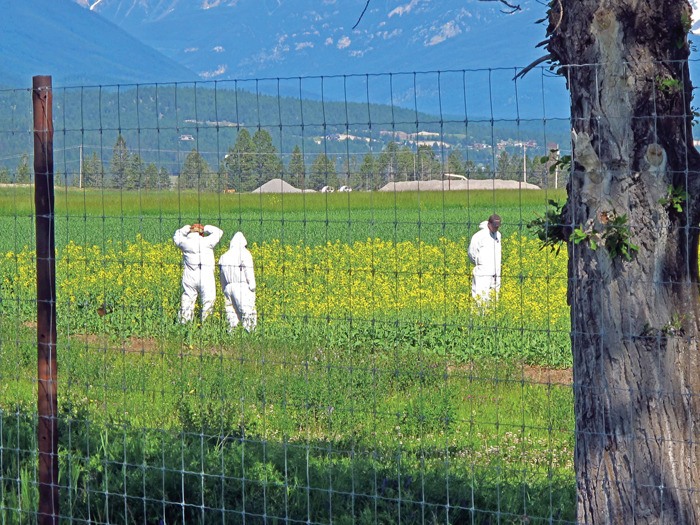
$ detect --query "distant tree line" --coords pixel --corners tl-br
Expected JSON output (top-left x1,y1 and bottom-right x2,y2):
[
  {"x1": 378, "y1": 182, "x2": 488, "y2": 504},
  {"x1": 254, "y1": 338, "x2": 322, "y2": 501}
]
[
  {"x1": 0, "y1": 84, "x2": 570, "y2": 189},
  {"x1": 0, "y1": 129, "x2": 566, "y2": 191}
]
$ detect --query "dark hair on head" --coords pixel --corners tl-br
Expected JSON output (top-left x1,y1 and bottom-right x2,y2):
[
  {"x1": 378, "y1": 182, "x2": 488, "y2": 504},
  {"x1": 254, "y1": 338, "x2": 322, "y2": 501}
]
[{"x1": 488, "y1": 214, "x2": 501, "y2": 225}]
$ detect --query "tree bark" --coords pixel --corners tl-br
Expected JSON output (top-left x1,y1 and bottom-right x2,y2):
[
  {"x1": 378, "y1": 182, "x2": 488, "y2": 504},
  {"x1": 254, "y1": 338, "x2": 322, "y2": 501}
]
[{"x1": 546, "y1": 1, "x2": 700, "y2": 523}]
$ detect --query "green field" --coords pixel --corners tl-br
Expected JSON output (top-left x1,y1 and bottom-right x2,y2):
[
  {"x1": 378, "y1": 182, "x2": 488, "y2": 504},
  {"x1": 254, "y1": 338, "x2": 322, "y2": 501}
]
[
  {"x1": 0, "y1": 186, "x2": 575, "y2": 524},
  {"x1": 0, "y1": 186, "x2": 564, "y2": 248}
]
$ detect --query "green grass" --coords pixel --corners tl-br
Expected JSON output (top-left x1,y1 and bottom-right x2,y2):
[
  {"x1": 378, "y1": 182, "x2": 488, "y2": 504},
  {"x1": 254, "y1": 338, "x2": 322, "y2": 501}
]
[
  {"x1": 0, "y1": 317, "x2": 575, "y2": 523},
  {"x1": 0, "y1": 186, "x2": 575, "y2": 523},
  {"x1": 0, "y1": 186, "x2": 566, "y2": 251}
]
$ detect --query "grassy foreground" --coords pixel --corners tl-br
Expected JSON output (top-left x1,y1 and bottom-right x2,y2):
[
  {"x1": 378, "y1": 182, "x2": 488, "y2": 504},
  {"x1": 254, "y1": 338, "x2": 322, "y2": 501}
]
[{"x1": 0, "y1": 186, "x2": 575, "y2": 523}]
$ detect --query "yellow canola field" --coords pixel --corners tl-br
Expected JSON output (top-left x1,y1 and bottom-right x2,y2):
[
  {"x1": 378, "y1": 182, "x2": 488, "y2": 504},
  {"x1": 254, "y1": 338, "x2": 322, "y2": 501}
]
[{"x1": 1, "y1": 234, "x2": 568, "y2": 331}]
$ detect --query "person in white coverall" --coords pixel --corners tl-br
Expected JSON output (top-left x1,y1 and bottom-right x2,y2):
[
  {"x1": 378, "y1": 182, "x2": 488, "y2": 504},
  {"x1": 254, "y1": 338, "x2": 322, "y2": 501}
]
[
  {"x1": 219, "y1": 231, "x2": 257, "y2": 332},
  {"x1": 468, "y1": 214, "x2": 502, "y2": 303},
  {"x1": 173, "y1": 223, "x2": 224, "y2": 323}
]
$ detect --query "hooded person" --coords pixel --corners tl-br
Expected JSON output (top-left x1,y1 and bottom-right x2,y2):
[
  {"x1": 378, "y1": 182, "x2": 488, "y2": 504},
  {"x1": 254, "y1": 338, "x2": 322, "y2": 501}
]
[
  {"x1": 468, "y1": 214, "x2": 502, "y2": 303},
  {"x1": 173, "y1": 223, "x2": 224, "y2": 323},
  {"x1": 218, "y1": 231, "x2": 257, "y2": 332}
]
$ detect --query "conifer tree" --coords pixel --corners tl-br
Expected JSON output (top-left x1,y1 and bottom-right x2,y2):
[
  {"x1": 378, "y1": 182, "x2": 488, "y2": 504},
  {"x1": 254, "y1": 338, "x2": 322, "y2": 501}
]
[
  {"x1": 180, "y1": 149, "x2": 213, "y2": 191},
  {"x1": 110, "y1": 135, "x2": 130, "y2": 189},
  {"x1": 309, "y1": 153, "x2": 338, "y2": 190},
  {"x1": 223, "y1": 129, "x2": 255, "y2": 191},
  {"x1": 251, "y1": 129, "x2": 283, "y2": 190},
  {"x1": 446, "y1": 149, "x2": 466, "y2": 177},
  {"x1": 15, "y1": 154, "x2": 31, "y2": 184},
  {"x1": 81, "y1": 152, "x2": 104, "y2": 188},
  {"x1": 288, "y1": 145, "x2": 306, "y2": 189}
]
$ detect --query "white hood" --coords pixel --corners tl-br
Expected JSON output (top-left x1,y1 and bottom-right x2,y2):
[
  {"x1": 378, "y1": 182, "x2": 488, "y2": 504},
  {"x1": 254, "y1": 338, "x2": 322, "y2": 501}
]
[
  {"x1": 229, "y1": 231, "x2": 247, "y2": 251},
  {"x1": 220, "y1": 231, "x2": 247, "y2": 268}
]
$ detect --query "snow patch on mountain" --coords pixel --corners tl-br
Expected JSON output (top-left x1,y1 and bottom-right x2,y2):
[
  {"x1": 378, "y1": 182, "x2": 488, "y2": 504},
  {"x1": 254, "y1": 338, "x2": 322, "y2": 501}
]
[
  {"x1": 426, "y1": 21, "x2": 461, "y2": 46},
  {"x1": 389, "y1": 0, "x2": 421, "y2": 17},
  {"x1": 200, "y1": 65, "x2": 227, "y2": 78}
]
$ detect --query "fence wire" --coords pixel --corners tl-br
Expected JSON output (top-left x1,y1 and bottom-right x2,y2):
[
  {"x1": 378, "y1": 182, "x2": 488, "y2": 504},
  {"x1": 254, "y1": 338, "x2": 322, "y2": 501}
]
[{"x1": 0, "y1": 67, "x2": 581, "y2": 524}]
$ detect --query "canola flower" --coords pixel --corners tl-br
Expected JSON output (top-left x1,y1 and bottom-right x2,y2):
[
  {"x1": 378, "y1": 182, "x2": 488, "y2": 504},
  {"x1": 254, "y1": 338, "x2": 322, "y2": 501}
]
[
  {"x1": 0, "y1": 233, "x2": 569, "y2": 340},
  {"x1": 257, "y1": 235, "x2": 568, "y2": 328}
]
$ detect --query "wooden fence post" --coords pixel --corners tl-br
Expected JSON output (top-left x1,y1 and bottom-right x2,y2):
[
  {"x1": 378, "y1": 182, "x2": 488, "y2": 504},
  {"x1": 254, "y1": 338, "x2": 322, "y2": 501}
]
[{"x1": 33, "y1": 74, "x2": 58, "y2": 525}]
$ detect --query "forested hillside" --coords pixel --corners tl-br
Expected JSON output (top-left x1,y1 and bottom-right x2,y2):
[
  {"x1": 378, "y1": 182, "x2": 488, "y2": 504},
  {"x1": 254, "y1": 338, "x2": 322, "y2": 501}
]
[{"x1": 0, "y1": 84, "x2": 570, "y2": 190}]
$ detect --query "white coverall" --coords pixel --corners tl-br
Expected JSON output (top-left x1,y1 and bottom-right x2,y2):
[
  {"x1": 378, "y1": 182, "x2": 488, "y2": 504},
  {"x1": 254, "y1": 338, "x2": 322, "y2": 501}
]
[
  {"x1": 173, "y1": 224, "x2": 224, "y2": 322},
  {"x1": 219, "y1": 231, "x2": 257, "y2": 332},
  {"x1": 468, "y1": 220, "x2": 502, "y2": 303}
]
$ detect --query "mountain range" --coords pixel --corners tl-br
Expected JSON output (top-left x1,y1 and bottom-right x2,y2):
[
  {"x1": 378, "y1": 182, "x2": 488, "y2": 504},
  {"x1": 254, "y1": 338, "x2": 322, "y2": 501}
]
[
  {"x1": 0, "y1": 0, "x2": 196, "y2": 86},
  {"x1": 0, "y1": 0, "x2": 583, "y2": 177},
  {"x1": 5, "y1": 0, "x2": 700, "y2": 172},
  {"x1": 7, "y1": 1, "x2": 700, "y2": 115},
  {"x1": 73, "y1": 0, "x2": 549, "y2": 81},
  {"x1": 4, "y1": 0, "x2": 572, "y2": 118}
]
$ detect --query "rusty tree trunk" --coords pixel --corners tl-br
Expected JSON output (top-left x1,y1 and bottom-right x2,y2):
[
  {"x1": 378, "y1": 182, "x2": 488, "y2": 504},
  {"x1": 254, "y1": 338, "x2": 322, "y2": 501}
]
[{"x1": 547, "y1": 1, "x2": 700, "y2": 523}]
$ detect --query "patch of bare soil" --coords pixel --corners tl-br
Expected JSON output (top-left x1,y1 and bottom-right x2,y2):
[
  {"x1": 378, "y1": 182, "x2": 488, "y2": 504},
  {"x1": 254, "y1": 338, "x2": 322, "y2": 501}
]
[
  {"x1": 522, "y1": 365, "x2": 572, "y2": 386},
  {"x1": 448, "y1": 360, "x2": 573, "y2": 386},
  {"x1": 25, "y1": 323, "x2": 163, "y2": 354},
  {"x1": 67, "y1": 333, "x2": 163, "y2": 354},
  {"x1": 64, "y1": 333, "x2": 239, "y2": 357}
]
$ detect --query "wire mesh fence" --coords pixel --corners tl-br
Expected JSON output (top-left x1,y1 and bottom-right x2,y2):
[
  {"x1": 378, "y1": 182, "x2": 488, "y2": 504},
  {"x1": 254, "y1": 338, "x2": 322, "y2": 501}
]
[{"x1": 0, "y1": 67, "x2": 580, "y2": 524}]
